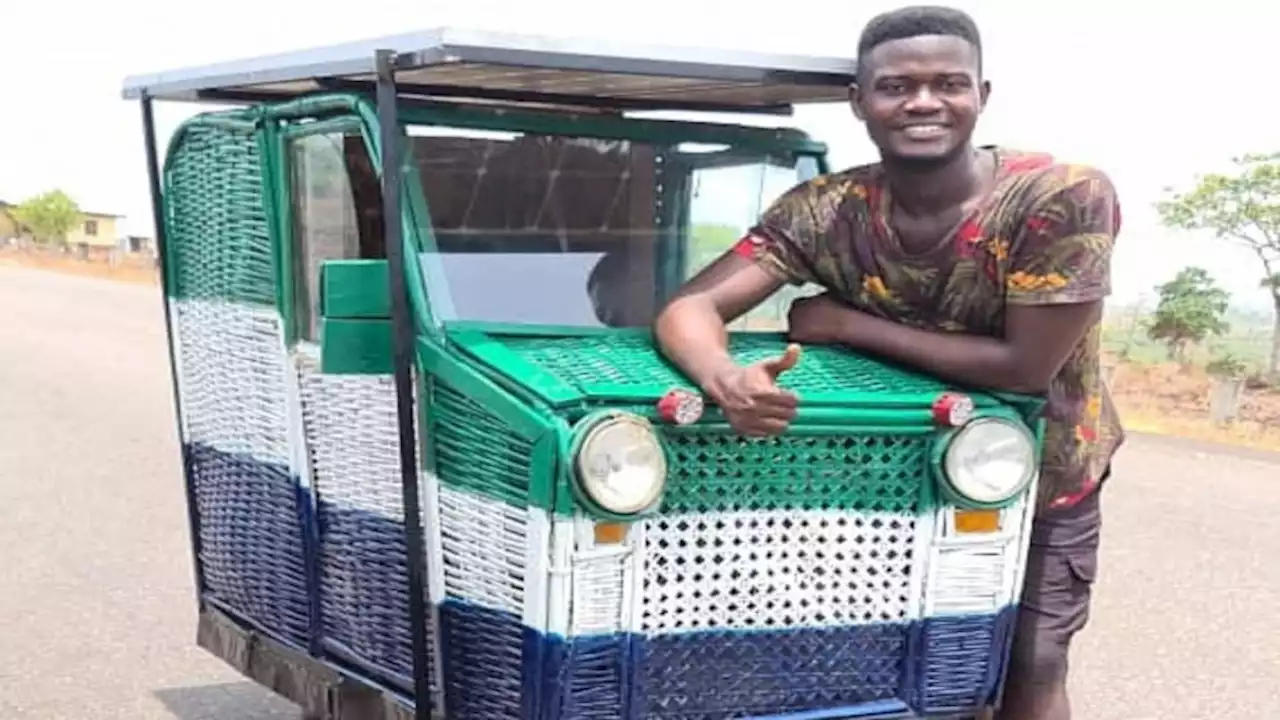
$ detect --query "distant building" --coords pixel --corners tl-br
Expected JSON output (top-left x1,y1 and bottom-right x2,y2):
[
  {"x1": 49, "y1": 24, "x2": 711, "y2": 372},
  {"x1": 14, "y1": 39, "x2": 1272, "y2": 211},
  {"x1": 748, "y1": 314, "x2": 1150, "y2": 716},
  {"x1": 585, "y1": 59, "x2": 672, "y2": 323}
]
[{"x1": 0, "y1": 199, "x2": 125, "y2": 256}]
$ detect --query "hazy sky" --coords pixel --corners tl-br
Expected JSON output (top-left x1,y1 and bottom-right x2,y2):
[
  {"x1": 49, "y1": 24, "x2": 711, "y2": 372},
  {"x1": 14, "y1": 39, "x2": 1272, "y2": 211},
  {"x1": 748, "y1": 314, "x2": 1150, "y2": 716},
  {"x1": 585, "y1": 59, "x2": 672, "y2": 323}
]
[{"x1": 1, "y1": 0, "x2": 1274, "y2": 311}]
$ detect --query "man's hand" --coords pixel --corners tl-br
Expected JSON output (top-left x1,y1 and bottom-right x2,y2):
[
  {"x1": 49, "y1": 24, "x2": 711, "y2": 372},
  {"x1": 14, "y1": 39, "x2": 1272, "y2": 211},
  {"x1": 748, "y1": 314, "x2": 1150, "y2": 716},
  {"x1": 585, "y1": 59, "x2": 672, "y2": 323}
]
[
  {"x1": 786, "y1": 293, "x2": 866, "y2": 345},
  {"x1": 703, "y1": 344, "x2": 803, "y2": 437}
]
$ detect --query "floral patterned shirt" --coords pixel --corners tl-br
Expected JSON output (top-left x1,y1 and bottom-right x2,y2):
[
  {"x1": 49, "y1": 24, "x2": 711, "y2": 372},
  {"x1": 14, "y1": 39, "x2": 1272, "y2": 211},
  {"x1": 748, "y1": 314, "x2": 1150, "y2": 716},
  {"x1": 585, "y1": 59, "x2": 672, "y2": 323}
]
[{"x1": 741, "y1": 148, "x2": 1125, "y2": 511}]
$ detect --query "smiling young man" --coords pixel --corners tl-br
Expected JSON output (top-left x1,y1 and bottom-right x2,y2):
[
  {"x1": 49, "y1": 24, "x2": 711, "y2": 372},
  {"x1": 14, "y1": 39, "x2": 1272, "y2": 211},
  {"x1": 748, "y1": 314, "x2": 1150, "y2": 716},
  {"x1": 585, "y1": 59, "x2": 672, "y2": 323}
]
[{"x1": 652, "y1": 5, "x2": 1123, "y2": 720}]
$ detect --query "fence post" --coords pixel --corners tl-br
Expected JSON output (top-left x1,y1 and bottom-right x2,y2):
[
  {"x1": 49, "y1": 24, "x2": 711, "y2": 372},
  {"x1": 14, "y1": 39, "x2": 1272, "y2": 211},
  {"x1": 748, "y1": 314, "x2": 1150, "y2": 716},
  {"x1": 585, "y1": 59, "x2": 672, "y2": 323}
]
[{"x1": 1207, "y1": 375, "x2": 1245, "y2": 426}]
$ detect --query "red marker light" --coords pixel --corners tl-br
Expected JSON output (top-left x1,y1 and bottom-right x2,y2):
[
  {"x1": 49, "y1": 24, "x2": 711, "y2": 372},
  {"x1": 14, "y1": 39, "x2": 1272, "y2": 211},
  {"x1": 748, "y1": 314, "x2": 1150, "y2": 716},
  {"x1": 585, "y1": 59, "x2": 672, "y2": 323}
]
[
  {"x1": 932, "y1": 392, "x2": 975, "y2": 427},
  {"x1": 657, "y1": 389, "x2": 704, "y2": 426}
]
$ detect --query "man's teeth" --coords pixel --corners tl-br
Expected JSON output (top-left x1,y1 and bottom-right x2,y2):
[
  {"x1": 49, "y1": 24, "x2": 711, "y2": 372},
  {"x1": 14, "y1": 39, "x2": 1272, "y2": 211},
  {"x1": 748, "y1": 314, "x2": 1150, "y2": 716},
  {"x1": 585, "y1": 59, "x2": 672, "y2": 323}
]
[{"x1": 903, "y1": 125, "x2": 946, "y2": 138}]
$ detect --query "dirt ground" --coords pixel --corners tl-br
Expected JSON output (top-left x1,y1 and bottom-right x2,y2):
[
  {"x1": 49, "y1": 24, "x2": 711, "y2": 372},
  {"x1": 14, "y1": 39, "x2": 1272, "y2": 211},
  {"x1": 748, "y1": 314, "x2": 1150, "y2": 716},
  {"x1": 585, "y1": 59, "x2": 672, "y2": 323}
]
[
  {"x1": 1107, "y1": 358, "x2": 1280, "y2": 453},
  {"x1": 0, "y1": 246, "x2": 160, "y2": 286}
]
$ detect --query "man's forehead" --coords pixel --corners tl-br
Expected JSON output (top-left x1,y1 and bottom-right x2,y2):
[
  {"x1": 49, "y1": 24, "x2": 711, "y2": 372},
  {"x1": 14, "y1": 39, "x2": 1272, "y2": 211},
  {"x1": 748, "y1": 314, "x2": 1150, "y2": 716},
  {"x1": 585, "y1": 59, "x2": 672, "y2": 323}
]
[{"x1": 862, "y1": 34, "x2": 978, "y2": 78}]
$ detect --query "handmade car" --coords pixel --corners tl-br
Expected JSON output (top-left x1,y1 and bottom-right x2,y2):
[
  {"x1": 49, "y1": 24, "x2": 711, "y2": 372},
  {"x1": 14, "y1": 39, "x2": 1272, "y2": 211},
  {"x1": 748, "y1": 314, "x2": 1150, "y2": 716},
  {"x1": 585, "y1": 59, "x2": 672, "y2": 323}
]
[{"x1": 122, "y1": 28, "x2": 1044, "y2": 720}]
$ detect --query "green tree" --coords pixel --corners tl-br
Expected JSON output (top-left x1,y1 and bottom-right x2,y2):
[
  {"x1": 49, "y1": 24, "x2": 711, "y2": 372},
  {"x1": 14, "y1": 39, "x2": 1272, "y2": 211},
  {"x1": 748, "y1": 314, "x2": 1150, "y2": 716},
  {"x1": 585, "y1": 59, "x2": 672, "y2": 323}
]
[
  {"x1": 1146, "y1": 266, "x2": 1231, "y2": 362},
  {"x1": 9, "y1": 189, "x2": 83, "y2": 246},
  {"x1": 1157, "y1": 152, "x2": 1280, "y2": 375}
]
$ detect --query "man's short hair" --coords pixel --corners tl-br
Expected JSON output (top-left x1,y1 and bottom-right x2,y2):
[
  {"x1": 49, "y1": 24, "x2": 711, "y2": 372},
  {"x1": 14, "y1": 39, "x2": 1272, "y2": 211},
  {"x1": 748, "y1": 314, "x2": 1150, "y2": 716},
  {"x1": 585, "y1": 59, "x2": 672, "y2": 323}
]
[{"x1": 856, "y1": 5, "x2": 983, "y2": 77}]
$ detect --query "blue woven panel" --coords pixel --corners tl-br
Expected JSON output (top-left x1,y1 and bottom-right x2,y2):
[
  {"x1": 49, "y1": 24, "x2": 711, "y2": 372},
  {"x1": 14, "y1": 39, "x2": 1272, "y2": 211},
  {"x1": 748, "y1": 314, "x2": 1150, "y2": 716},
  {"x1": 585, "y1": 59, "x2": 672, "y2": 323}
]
[
  {"x1": 439, "y1": 600, "x2": 526, "y2": 719},
  {"x1": 316, "y1": 500, "x2": 416, "y2": 685},
  {"x1": 186, "y1": 443, "x2": 311, "y2": 646},
  {"x1": 540, "y1": 633, "x2": 634, "y2": 720},
  {"x1": 431, "y1": 601, "x2": 1013, "y2": 719},
  {"x1": 915, "y1": 610, "x2": 1017, "y2": 714},
  {"x1": 634, "y1": 624, "x2": 908, "y2": 718}
]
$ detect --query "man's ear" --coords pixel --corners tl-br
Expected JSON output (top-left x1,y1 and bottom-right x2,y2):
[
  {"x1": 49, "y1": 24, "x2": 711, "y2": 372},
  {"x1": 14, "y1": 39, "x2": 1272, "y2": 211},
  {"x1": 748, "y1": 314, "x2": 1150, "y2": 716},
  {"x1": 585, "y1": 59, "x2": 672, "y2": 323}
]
[
  {"x1": 848, "y1": 83, "x2": 866, "y2": 122},
  {"x1": 978, "y1": 79, "x2": 992, "y2": 112}
]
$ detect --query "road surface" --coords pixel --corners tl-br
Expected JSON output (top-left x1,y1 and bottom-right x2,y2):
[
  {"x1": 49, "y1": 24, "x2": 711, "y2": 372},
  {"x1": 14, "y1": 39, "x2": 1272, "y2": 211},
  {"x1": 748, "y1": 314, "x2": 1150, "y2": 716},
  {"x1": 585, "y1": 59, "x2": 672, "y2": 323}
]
[{"x1": 0, "y1": 264, "x2": 1276, "y2": 719}]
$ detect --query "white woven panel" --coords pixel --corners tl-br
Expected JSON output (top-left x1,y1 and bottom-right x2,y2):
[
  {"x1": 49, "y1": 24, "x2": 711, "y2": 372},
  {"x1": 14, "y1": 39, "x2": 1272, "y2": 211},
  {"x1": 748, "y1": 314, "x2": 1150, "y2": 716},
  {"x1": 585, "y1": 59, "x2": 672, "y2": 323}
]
[
  {"x1": 294, "y1": 350, "x2": 402, "y2": 517},
  {"x1": 924, "y1": 545, "x2": 1011, "y2": 617},
  {"x1": 437, "y1": 485, "x2": 531, "y2": 618},
  {"x1": 172, "y1": 299, "x2": 291, "y2": 465},
  {"x1": 639, "y1": 509, "x2": 917, "y2": 635},
  {"x1": 567, "y1": 520, "x2": 635, "y2": 636},
  {"x1": 924, "y1": 484, "x2": 1039, "y2": 616}
]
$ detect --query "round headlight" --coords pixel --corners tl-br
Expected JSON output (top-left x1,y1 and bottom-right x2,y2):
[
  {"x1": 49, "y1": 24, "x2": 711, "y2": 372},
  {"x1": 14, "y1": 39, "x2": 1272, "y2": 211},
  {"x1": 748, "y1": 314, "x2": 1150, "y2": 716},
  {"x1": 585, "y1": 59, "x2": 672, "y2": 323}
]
[
  {"x1": 940, "y1": 417, "x2": 1037, "y2": 506},
  {"x1": 574, "y1": 412, "x2": 667, "y2": 515}
]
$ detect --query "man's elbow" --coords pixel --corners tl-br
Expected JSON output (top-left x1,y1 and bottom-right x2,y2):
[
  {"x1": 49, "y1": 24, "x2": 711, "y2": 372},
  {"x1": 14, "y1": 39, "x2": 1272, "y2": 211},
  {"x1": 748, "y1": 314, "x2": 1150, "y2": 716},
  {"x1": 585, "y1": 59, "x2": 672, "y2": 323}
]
[
  {"x1": 652, "y1": 293, "x2": 707, "y2": 352},
  {"x1": 652, "y1": 294, "x2": 687, "y2": 338}
]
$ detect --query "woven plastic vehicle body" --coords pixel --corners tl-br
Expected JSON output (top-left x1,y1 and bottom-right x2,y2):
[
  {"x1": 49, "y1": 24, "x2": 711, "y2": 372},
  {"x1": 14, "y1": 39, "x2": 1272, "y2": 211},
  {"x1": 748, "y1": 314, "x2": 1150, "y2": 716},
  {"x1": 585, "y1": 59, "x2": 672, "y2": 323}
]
[
  {"x1": 431, "y1": 327, "x2": 1038, "y2": 719},
  {"x1": 158, "y1": 96, "x2": 1041, "y2": 720}
]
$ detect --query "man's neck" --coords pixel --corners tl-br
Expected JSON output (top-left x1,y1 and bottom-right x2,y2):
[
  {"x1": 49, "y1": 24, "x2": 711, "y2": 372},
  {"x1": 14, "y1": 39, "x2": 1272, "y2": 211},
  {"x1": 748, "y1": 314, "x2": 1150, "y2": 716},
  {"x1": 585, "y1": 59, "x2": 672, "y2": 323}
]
[{"x1": 881, "y1": 145, "x2": 990, "y2": 217}]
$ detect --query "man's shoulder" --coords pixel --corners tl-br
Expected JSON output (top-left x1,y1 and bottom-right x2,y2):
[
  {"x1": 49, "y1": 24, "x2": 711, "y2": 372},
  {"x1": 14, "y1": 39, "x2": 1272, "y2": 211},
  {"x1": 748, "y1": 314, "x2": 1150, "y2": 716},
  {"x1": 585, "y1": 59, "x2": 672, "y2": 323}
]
[
  {"x1": 997, "y1": 148, "x2": 1117, "y2": 201},
  {"x1": 992, "y1": 148, "x2": 1123, "y2": 237}
]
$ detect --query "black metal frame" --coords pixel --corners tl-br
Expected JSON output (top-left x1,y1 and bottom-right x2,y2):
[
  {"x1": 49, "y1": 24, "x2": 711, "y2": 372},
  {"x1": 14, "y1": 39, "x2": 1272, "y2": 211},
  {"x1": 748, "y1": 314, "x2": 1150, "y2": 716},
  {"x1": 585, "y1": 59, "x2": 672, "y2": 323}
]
[
  {"x1": 140, "y1": 94, "x2": 207, "y2": 606},
  {"x1": 195, "y1": 84, "x2": 796, "y2": 117},
  {"x1": 375, "y1": 49, "x2": 434, "y2": 720},
  {"x1": 317, "y1": 76, "x2": 795, "y2": 116}
]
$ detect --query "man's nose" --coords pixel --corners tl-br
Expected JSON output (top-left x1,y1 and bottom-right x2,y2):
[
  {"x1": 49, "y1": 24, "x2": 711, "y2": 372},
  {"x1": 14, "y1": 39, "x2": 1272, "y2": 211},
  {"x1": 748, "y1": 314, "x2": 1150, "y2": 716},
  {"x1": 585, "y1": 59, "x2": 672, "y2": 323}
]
[{"x1": 903, "y1": 87, "x2": 944, "y2": 113}]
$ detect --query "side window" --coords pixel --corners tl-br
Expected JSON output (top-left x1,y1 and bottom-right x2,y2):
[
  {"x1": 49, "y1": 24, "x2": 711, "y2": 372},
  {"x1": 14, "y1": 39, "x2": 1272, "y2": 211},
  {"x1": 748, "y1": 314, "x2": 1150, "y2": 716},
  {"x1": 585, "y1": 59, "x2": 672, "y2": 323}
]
[
  {"x1": 684, "y1": 155, "x2": 824, "y2": 331},
  {"x1": 289, "y1": 131, "x2": 385, "y2": 342}
]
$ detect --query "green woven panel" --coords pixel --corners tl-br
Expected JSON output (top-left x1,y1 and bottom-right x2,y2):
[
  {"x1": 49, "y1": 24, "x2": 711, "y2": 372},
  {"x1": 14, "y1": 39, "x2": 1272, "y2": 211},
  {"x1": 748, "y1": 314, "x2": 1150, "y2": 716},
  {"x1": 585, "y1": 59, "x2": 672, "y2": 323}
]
[
  {"x1": 499, "y1": 334, "x2": 950, "y2": 399},
  {"x1": 658, "y1": 429, "x2": 933, "y2": 515},
  {"x1": 430, "y1": 380, "x2": 532, "y2": 508},
  {"x1": 164, "y1": 120, "x2": 276, "y2": 306}
]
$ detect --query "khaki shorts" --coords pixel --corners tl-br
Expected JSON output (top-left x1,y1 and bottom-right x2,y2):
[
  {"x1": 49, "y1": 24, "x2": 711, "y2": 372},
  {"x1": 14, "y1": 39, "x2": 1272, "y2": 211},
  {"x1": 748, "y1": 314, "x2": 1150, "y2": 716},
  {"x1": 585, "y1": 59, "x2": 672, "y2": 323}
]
[{"x1": 1006, "y1": 482, "x2": 1104, "y2": 693}]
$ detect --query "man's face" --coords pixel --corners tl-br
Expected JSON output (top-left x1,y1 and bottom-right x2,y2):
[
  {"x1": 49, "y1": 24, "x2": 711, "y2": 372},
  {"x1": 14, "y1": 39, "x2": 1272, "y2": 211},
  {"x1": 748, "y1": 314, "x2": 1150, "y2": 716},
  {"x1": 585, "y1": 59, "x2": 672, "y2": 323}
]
[{"x1": 851, "y1": 34, "x2": 989, "y2": 167}]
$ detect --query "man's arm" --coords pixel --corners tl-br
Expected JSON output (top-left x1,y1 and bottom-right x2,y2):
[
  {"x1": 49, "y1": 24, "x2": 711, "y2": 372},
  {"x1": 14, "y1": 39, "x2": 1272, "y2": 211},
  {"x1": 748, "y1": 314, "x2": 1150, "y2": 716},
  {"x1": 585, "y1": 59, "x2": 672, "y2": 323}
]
[
  {"x1": 653, "y1": 254, "x2": 787, "y2": 390},
  {"x1": 790, "y1": 165, "x2": 1119, "y2": 394},
  {"x1": 654, "y1": 180, "x2": 823, "y2": 391},
  {"x1": 796, "y1": 300, "x2": 1102, "y2": 394}
]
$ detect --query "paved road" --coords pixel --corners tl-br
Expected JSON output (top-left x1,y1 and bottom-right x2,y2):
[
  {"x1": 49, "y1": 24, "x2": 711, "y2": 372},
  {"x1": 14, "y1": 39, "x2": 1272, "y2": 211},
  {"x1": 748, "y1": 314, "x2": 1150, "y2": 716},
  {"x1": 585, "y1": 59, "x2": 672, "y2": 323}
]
[{"x1": 0, "y1": 264, "x2": 1276, "y2": 719}]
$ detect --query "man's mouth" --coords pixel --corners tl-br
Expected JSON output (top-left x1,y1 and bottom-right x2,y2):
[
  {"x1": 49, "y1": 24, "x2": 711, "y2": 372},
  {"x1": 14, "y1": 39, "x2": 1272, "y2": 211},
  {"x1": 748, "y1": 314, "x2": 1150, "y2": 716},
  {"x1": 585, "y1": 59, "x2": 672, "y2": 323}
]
[{"x1": 898, "y1": 124, "x2": 949, "y2": 140}]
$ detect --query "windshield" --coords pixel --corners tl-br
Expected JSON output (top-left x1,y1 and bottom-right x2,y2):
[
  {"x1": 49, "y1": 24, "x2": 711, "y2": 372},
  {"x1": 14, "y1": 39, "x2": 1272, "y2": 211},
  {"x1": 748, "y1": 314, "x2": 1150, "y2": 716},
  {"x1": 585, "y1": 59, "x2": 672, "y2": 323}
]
[{"x1": 410, "y1": 125, "x2": 822, "y2": 331}]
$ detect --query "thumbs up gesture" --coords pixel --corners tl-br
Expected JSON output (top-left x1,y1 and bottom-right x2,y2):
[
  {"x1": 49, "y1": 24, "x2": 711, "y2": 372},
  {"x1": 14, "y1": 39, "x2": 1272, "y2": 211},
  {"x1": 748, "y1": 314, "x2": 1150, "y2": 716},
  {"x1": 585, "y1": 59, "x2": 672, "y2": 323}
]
[{"x1": 703, "y1": 344, "x2": 803, "y2": 437}]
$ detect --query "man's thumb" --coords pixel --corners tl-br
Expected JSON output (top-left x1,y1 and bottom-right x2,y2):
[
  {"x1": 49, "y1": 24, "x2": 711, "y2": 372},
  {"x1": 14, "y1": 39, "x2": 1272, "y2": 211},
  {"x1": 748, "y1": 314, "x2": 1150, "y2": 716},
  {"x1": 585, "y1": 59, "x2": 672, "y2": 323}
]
[{"x1": 761, "y1": 343, "x2": 802, "y2": 379}]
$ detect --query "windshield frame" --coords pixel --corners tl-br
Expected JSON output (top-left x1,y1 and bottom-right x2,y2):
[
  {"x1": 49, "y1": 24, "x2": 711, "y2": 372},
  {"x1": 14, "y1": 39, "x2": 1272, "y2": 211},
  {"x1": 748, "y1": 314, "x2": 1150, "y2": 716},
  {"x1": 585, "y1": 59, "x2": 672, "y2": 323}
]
[{"x1": 399, "y1": 103, "x2": 829, "y2": 335}]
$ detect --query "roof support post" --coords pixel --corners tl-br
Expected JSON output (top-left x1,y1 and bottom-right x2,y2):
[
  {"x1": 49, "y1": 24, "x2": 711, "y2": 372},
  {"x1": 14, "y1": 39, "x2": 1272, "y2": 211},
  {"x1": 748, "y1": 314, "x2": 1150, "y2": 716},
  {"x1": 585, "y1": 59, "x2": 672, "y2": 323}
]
[
  {"x1": 140, "y1": 94, "x2": 208, "y2": 611},
  {"x1": 376, "y1": 48, "x2": 434, "y2": 720}
]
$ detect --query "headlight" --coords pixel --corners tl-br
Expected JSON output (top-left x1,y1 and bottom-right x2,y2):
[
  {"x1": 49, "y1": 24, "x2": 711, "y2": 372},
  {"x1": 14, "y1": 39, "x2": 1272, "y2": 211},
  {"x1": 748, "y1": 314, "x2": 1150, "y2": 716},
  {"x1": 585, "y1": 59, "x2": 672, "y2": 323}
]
[
  {"x1": 573, "y1": 412, "x2": 667, "y2": 515},
  {"x1": 939, "y1": 417, "x2": 1036, "y2": 506}
]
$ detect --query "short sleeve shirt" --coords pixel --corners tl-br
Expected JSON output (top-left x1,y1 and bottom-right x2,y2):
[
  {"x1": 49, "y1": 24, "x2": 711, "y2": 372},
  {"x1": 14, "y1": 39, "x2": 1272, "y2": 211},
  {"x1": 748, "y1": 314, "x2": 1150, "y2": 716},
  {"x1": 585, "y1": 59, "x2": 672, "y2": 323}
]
[{"x1": 739, "y1": 148, "x2": 1125, "y2": 511}]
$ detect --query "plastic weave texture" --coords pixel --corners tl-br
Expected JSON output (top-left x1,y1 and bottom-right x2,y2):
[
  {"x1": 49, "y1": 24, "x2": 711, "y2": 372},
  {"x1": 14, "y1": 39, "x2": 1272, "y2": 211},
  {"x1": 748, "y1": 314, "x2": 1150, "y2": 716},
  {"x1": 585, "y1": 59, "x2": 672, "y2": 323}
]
[
  {"x1": 632, "y1": 428, "x2": 930, "y2": 716},
  {"x1": 501, "y1": 333, "x2": 950, "y2": 398},
  {"x1": 430, "y1": 330, "x2": 1024, "y2": 719},
  {"x1": 160, "y1": 97, "x2": 1027, "y2": 719},
  {"x1": 164, "y1": 119, "x2": 312, "y2": 647},
  {"x1": 428, "y1": 380, "x2": 536, "y2": 719},
  {"x1": 294, "y1": 350, "x2": 434, "y2": 690}
]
